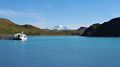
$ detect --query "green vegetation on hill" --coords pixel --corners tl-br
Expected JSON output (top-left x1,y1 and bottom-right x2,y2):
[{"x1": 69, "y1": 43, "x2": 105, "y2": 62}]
[
  {"x1": 82, "y1": 23, "x2": 101, "y2": 36},
  {"x1": 2, "y1": 17, "x2": 120, "y2": 37},
  {"x1": 0, "y1": 18, "x2": 82, "y2": 35},
  {"x1": 82, "y1": 17, "x2": 120, "y2": 37}
]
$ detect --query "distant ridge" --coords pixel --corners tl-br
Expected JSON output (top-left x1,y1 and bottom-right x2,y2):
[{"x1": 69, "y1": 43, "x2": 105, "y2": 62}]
[
  {"x1": 0, "y1": 18, "x2": 81, "y2": 35},
  {"x1": 53, "y1": 25, "x2": 69, "y2": 30},
  {"x1": 82, "y1": 17, "x2": 120, "y2": 37},
  {"x1": 3, "y1": 17, "x2": 120, "y2": 36}
]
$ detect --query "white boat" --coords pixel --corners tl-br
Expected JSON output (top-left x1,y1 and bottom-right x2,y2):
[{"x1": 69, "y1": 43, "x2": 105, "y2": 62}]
[{"x1": 14, "y1": 31, "x2": 27, "y2": 40}]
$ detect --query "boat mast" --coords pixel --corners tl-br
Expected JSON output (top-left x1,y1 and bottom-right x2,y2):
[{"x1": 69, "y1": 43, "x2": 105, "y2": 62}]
[{"x1": 22, "y1": 30, "x2": 23, "y2": 34}]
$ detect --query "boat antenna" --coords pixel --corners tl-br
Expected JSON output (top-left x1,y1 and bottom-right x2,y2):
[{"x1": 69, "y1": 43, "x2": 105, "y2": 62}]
[{"x1": 22, "y1": 30, "x2": 23, "y2": 34}]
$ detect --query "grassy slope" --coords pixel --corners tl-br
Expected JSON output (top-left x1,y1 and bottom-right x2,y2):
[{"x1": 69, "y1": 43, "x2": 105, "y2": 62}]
[
  {"x1": 0, "y1": 18, "x2": 44, "y2": 35},
  {"x1": 0, "y1": 18, "x2": 82, "y2": 35}
]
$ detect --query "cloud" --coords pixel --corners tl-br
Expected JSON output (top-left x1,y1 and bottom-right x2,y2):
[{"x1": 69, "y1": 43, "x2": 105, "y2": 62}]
[
  {"x1": 0, "y1": 8, "x2": 50, "y2": 28},
  {"x1": 0, "y1": 9, "x2": 48, "y2": 22},
  {"x1": 0, "y1": 9, "x2": 40, "y2": 18},
  {"x1": 0, "y1": 9, "x2": 16, "y2": 16}
]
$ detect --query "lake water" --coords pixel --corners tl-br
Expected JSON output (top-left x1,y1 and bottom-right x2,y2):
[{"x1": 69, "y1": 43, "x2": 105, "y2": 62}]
[{"x1": 0, "y1": 36, "x2": 120, "y2": 67}]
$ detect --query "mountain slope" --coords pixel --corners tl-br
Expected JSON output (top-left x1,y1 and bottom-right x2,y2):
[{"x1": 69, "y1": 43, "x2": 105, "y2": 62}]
[
  {"x1": 82, "y1": 17, "x2": 120, "y2": 37},
  {"x1": 0, "y1": 18, "x2": 81, "y2": 35},
  {"x1": 0, "y1": 18, "x2": 17, "y2": 34},
  {"x1": 0, "y1": 18, "x2": 44, "y2": 35}
]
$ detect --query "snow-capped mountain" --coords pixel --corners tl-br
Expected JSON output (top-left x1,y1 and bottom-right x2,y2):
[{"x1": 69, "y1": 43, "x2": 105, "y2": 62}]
[{"x1": 53, "y1": 25, "x2": 69, "y2": 30}]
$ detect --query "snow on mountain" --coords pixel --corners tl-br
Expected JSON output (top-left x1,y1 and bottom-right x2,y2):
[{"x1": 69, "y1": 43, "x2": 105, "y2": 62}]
[{"x1": 53, "y1": 25, "x2": 69, "y2": 30}]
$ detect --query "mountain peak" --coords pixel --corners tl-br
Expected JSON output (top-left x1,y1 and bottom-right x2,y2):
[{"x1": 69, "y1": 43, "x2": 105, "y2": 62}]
[
  {"x1": 107, "y1": 17, "x2": 120, "y2": 23},
  {"x1": 53, "y1": 25, "x2": 69, "y2": 30},
  {"x1": 0, "y1": 18, "x2": 16, "y2": 26},
  {"x1": 82, "y1": 17, "x2": 120, "y2": 37}
]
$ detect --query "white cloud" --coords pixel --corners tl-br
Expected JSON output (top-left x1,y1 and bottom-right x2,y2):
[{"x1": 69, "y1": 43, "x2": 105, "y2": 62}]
[
  {"x1": 0, "y1": 9, "x2": 16, "y2": 16},
  {"x1": 0, "y1": 9, "x2": 42, "y2": 19},
  {"x1": 0, "y1": 8, "x2": 49, "y2": 28}
]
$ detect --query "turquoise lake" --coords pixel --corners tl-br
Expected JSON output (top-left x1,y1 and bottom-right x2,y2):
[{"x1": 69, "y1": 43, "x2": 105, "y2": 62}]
[{"x1": 0, "y1": 36, "x2": 120, "y2": 67}]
